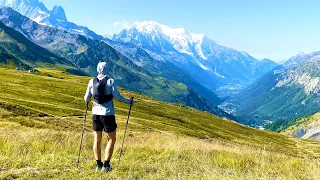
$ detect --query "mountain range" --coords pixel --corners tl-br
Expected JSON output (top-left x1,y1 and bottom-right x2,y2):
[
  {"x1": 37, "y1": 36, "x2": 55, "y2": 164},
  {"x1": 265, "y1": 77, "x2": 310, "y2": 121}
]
[
  {"x1": 0, "y1": 0, "x2": 278, "y2": 101},
  {"x1": 105, "y1": 40, "x2": 223, "y2": 105},
  {"x1": 112, "y1": 21, "x2": 278, "y2": 96},
  {"x1": 0, "y1": 0, "x2": 225, "y2": 107},
  {"x1": 0, "y1": 6, "x2": 233, "y2": 118},
  {"x1": 0, "y1": 0, "x2": 319, "y2": 134},
  {"x1": 0, "y1": 0, "x2": 103, "y2": 40},
  {"x1": 223, "y1": 51, "x2": 320, "y2": 128}
]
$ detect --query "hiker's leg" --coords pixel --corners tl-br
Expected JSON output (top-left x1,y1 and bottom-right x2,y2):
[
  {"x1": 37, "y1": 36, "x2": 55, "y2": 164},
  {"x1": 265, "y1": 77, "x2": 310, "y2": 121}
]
[
  {"x1": 105, "y1": 130, "x2": 116, "y2": 161},
  {"x1": 93, "y1": 131, "x2": 103, "y2": 160}
]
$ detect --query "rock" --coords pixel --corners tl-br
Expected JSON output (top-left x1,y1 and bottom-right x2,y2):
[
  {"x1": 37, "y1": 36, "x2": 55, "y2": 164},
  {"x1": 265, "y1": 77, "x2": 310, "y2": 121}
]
[
  {"x1": 310, "y1": 132, "x2": 320, "y2": 141},
  {"x1": 293, "y1": 128, "x2": 306, "y2": 138}
]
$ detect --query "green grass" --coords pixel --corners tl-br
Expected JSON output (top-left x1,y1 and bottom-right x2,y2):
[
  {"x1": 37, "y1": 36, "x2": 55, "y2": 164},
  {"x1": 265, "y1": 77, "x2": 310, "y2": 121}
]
[{"x1": 1, "y1": 67, "x2": 320, "y2": 179}]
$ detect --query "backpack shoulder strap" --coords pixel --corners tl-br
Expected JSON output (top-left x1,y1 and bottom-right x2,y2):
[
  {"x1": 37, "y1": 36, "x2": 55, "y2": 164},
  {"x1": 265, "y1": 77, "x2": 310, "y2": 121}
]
[
  {"x1": 105, "y1": 77, "x2": 113, "y2": 95},
  {"x1": 93, "y1": 77, "x2": 99, "y2": 82},
  {"x1": 99, "y1": 77, "x2": 108, "y2": 85}
]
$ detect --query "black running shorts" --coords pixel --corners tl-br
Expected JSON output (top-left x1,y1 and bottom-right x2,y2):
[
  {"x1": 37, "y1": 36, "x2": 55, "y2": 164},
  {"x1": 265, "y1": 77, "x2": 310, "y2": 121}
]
[{"x1": 92, "y1": 115, "x2": 117, "y2": 133}]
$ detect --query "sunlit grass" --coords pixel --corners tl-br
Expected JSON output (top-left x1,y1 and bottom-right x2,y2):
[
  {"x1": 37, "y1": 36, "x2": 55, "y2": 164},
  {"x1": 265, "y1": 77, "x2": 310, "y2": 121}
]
[
  {"x1": 1, "y1": 123, "x2": 320, "y2": 180},
  {"x1": 1, "y1": 67, "x2": 320, "y2": 179}
]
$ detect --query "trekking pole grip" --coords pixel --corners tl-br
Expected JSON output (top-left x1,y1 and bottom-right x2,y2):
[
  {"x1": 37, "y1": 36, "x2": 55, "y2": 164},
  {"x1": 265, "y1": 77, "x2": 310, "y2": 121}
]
[{"x1": 130, "y1": 97, "x2": 134, "y2": 105}]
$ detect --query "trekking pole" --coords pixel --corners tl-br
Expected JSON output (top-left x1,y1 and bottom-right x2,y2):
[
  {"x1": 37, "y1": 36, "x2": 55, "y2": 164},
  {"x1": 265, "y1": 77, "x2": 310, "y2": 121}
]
[
  {"x1": 77, "y1": 102, "x2": 89, "y2": 169},
  {"x1": 118, "y1": 97, "x2": 134, "y2": 168}
]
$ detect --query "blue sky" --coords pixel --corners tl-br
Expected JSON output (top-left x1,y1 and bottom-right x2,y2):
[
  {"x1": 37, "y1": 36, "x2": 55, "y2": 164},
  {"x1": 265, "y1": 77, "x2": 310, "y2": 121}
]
[{"x1": 41, "y1": 0, "x2": 320, "y2": 62}]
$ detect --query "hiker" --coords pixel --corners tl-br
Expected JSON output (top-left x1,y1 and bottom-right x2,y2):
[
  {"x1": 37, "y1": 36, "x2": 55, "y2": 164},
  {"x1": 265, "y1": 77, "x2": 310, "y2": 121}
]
[{"x1": 84, "y1": 62, "x2": 134, "y2": 172}]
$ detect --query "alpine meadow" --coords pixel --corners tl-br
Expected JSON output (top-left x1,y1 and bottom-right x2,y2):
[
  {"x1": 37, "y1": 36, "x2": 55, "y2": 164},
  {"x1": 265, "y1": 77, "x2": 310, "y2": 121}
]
[
  {"x1": 1, "y1": 0, "x2": 320, "y2": 180},
  {"x1": 1, "y1": 68, "x2": 320, "y2": 179}
]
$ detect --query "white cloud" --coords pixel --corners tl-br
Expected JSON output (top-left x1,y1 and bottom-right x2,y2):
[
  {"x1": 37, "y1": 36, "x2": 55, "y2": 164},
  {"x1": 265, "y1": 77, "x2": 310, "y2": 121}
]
[
  {"x1": 112, "y1": 20, "x2": 132, "y2": 30},
  {"x1": 113, "y1": 21, "x2": 121, "y2": 27},
  {"x1": 121, "y1": 20, "x2": 131, "y2": 29}
]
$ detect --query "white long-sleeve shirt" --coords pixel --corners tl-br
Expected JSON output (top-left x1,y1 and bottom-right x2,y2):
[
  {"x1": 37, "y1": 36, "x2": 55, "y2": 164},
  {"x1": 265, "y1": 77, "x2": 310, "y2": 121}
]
[{"x1": 84, "y1": 78, "x2": 132, "y2": 115}]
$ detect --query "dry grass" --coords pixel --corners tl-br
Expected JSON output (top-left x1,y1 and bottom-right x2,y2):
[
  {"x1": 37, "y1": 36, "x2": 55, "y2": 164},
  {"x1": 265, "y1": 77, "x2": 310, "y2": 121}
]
[
  {"x1": 1, "y1": 68, "x2": 320, "y2": 179},
  {"x1": 1, "y1": 122, "x2": 320, "y2": 180}
]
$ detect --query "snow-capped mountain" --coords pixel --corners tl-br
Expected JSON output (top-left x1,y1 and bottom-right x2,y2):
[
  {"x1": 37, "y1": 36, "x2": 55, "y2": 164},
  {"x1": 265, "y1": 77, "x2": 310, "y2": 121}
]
[
  {"x1": 0, "y1": 0, "x2": 103, "y2": 40},
  {"x1": 113, "y1": 21, "x2": 277, "y2": 93},
  {"x1": 118, "y1": 21, "x2": 217, "y2": 60},
  {"x1": 113, "y1": 21, "x2": 218, "y2": 62}
]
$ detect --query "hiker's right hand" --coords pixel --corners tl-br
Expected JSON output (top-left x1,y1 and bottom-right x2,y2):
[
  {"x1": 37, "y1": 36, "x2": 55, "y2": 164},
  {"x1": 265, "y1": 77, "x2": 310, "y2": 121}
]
[{"x1": 130, "y1": 97, "x2": 134, "y2": 106}]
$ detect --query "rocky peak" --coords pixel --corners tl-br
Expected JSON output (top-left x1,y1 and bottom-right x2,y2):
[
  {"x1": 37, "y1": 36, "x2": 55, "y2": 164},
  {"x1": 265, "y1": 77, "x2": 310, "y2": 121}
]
[{"x1": 50, "y1": 5, "x2": 67, "y2": 21}]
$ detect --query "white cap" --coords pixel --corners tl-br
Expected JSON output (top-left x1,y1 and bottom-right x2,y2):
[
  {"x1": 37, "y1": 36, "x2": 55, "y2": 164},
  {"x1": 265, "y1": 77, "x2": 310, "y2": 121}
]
[{"x1": 97, "y1": 62, "x2": 108, "y2": 75}]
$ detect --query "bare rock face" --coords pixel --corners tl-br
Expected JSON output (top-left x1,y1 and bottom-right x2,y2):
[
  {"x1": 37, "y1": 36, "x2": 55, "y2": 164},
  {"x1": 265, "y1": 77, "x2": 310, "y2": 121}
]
[
  {"x1": 50, "y1": 5, "x2": 67, "y2": 22},
  {"x1": 310, "y1": 132, "x2": 320, "y2": 141},
  {"x1": 276, "y1": 56, "x2": 320, "y2": 95},
  {"x1": 293, "y1": 128, "x2": 306, "y2": 138},
  {"x1": 0, "y1": 0, "x2": 103, "y2": 40},
  {"x1": 289, "y1": 112, "x2": 320, "y2": 142}
]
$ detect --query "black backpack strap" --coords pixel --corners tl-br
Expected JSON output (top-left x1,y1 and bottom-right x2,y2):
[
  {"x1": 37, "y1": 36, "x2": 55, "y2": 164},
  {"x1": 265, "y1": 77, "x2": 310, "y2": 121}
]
[
  {"x1": 93, "y1": 77, "x2": 99, "y2": 84},
  {"x1": 104, "y1": 77, "x2": 113, "y2": 102},
  {"x1": 100, "y1": 77, "x2": 108, "y2": 84}
]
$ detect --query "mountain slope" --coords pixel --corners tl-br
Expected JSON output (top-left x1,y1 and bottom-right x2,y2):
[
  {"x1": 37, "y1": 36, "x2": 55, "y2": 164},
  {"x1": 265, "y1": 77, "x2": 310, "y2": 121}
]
[
  {"x1": 112, "y1": 21, "x2": 277, "y2": 94},
  {"x1": 106, "y1": 40, "x2": 223, "y2": 105},
  {"x1": 1, "y1": 68, "x2": 320, "y2": 179},
  {"x1": 0, "y1": 7, "x2": 231, "y2": 118},
  {"x1": 0, "y1": 0, "x2": 103, "y2": 40},
  {"x1": 226, "y1": 52, "x2": 320, "y2": 127},
  {"x1": 0, "y1": 20, "x2": 74, "y2": 69},
  {"x1": 0, "y1": 52, "x2": 31, "y2": 69}
]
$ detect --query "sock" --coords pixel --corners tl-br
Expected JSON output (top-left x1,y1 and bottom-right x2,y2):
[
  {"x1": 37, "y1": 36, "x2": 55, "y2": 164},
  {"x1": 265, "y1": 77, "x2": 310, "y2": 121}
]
[
  {"x1": 104, "y1": 160, "x2": 110, "y2": 167},
  {"x1": 96, "y1": 160, "x2": 103, "y2": 167}
]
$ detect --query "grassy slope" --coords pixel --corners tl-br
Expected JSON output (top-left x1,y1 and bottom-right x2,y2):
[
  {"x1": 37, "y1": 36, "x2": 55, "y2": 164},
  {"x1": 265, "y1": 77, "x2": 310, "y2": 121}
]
[
  {"x1": 0, "y1": 52, "x2": 32, "y2": 70},
  {"x1": 1, "y1": 68, "x2": 320, "y2": 179}
]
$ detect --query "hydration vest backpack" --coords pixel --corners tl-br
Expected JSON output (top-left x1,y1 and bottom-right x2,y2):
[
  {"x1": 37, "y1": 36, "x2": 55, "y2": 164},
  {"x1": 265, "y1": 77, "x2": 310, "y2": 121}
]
[{"x1": 92, "y1": 77, "x2": 113, "y2": 104}]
